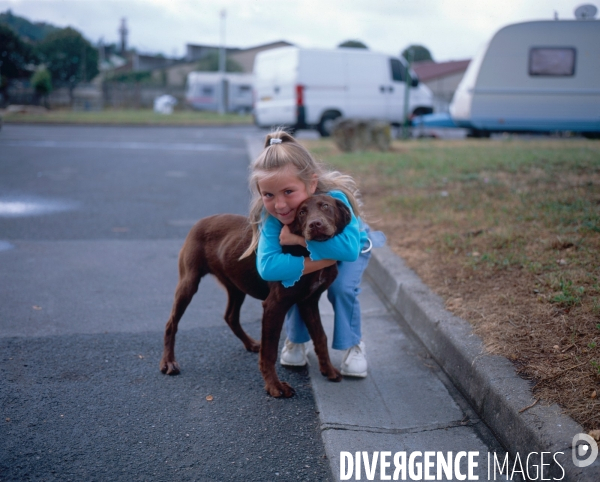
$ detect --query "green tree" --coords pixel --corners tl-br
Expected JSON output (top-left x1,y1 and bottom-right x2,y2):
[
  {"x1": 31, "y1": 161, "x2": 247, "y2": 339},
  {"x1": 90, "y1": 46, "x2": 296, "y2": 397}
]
[
  {"x1": 37, "y1": 27, "x2": 98, "y2": 104},
  {"x1": 0, "y1": 9, "x2": 60, "y2": 42},
  {"x1": 31, "y1": 67, "x2": 52, "y2": 106},
  {"x1": 338, "y1": 40, "x2": 368, "y2": 49},
  {"x1": 0, "y1": 23, "x2": 36, "y2": 105},
  {"x1": 196, "y1": 51, "x2": 243, "y2": 72},
  {"x1": 401, "y1": 45, "x2": 433, "y2": 63}
]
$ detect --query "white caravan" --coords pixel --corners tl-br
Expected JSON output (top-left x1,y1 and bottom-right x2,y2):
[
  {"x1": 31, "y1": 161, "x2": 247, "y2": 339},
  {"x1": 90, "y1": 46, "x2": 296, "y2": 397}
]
[
  {"x1": 186, "y1": 72, "x2": 253, "y2": 114},
  {"x1": 449, "y1": 18, "x2": 600, "y2": 137},
  {"x1": 253, "y1": 47, "x2": 434, "y2": 136}
]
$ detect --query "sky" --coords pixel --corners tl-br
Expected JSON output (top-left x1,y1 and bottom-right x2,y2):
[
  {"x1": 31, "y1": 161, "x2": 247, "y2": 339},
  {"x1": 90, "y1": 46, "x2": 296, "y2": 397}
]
[{"x1": 0, "y1": 0, "x2": 596, "y2": 61}]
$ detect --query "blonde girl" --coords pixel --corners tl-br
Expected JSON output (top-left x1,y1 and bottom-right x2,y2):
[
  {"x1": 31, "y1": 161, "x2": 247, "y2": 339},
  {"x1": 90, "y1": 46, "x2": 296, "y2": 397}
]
[{"x1": 242, "y1": 130, "x2": 385, "y2": 377}]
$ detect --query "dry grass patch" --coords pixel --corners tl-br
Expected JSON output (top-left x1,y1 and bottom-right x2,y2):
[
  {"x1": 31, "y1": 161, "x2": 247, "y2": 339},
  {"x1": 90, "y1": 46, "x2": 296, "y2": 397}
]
[{"x1": 304, "y1": 137, "x2": 600, "y2": 431}]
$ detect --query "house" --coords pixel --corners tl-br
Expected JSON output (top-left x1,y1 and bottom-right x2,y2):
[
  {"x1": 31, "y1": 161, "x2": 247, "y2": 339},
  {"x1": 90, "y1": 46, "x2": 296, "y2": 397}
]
[
  {"x1": 154, "y1": 43, "x2": 242, "y2": 87},
  {"x1": 160, "y1": 41, "x2": 294, "y2": 87},
  {"x1": 412, "y1": 59, "x2": 470, "y2": 112},
  {"x1": 185, "y1": 40, "x2": 293, "y2": 73},
  {"x1": 228, "y1": 41, "x2": 294, "y2": 73},
  {"x1": 185, "y1": 44, "x2": 241, "y2": 63}
]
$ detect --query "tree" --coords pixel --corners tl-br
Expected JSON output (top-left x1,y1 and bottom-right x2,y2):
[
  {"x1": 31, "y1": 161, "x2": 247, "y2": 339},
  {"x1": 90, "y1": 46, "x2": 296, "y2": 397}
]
[
  {"x1": 37, "y1": 27, "x2": 98, "y2": 104},
  {"x1": 338, "y1": 40, "x2": 368, "y2": 49},
  {"x1": 401, "y1": 45, "x2": 433, "y2": 63},
  {"x1": 0, "y1": 23, "x2": 36, "y2": 105},
  {"x1": 31, "y1": 67, "x2": 52, "y2": 106},
  {"x1": 196, "y1": 51, "x2": 243, "y2": 72},
  {"x1": 0, "y1": 9, "x2": 60, "y2": 42}
]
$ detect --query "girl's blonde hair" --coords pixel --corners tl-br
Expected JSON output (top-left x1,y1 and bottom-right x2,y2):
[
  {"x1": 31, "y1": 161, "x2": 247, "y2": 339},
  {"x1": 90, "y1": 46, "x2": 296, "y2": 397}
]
[{"x1": 241, "y1": 129, "x2": 362, "y2": 259}]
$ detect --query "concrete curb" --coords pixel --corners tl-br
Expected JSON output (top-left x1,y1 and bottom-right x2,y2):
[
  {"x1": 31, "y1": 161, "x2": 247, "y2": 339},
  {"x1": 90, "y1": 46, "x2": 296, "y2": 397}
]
[{"x1": 365, "y1": 245, "x2": 600, "y2": 481}]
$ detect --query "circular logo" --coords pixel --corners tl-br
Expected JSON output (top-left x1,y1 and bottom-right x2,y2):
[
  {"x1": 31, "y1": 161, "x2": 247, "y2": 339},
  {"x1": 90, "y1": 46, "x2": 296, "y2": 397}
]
[{"x1": 572, "y1": 433, "x2": 599, "y2": 468}]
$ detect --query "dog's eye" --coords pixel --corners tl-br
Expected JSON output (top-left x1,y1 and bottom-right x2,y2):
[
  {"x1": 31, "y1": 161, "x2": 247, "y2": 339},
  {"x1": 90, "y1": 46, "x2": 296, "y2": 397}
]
[
  {"x1": 298, "y1": 210, "x2": 306, "y2": 216},
  {"x1": 321, "y1": 203, "x2": 329, "y2": 210}
]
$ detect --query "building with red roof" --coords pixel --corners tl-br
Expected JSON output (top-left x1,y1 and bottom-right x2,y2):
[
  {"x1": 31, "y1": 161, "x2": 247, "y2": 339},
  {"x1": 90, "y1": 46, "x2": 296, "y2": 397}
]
[{"x1": 412, "y1": 59, "x2": 470, "y2": 112}]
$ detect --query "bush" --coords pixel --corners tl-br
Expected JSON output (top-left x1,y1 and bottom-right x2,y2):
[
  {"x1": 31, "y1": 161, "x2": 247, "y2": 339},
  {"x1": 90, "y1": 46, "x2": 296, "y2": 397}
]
[{"x1": 31, "y1": 68, "x2": 52, "y2": 96}]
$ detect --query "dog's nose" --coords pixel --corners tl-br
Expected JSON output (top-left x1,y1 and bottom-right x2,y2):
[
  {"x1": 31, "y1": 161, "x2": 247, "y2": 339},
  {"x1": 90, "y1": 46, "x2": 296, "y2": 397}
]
[{"x1": 309, "y1": 220, "x2": 323, "y2": 230}]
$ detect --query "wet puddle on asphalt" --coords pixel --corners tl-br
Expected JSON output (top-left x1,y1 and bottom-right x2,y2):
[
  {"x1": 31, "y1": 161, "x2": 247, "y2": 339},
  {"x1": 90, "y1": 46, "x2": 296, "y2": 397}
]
[{"x1": 0, "y1": 197, "x2": 80, "y2": 217}]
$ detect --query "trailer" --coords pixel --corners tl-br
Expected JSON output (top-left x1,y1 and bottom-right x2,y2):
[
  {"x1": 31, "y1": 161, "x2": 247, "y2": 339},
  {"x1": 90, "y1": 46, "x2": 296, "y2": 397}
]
[
  {"x1": 185, "y1": 72, "x2": 253, "y2": 114},
  {"x1": 416, "y1": 15, "x2": 600, "y2": 138}
]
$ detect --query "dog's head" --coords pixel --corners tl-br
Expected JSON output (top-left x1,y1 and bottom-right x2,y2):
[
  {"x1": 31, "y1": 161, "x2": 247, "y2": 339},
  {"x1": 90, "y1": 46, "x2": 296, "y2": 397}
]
[{"x1": 289, "y1": 194, "x2": 352, "y2": 242}]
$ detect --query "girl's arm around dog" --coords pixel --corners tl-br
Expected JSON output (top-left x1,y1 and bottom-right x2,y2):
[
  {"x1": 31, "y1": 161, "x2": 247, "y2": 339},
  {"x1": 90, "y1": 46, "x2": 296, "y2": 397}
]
[{"x1": 257, "y1": 216, "x2": 336, "y2": 287}]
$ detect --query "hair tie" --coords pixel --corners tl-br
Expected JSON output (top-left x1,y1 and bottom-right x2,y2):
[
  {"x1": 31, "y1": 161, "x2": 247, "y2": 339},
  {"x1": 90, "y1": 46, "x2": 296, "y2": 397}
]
[{"x1": 269, "y1": 138, "x2": 282, "y2": 145}]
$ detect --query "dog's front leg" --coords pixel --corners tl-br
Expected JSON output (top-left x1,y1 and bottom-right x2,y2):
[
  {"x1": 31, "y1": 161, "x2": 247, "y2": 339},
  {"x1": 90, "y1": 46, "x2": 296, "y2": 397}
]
[
  {"x1": 260, "y1": 290, "x2": 295, "y2": 398},
  {"x1": 298, "y1": 297, "x2": 342, "y2": 382}
]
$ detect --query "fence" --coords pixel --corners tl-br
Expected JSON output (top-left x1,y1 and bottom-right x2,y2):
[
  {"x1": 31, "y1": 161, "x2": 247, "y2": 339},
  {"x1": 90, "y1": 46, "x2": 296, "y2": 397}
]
[
  {"x1": 101, "y1": 83, "x2": 185, "y2": 109},
  {"x1": 3, "y1": 81, "x2": 186, "y2": 110}
]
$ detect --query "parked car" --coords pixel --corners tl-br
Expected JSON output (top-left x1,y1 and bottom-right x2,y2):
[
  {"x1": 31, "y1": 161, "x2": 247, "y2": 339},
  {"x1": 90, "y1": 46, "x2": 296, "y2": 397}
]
[{"x1": 253, "y1": 46, "x2": 434, "y2": 136}]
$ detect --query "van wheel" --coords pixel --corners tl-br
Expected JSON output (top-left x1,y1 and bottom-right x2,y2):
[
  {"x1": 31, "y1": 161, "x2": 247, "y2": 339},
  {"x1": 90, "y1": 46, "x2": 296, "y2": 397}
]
[{"x1": 318, "y1": 112, "x2": 341, "y2": 137}]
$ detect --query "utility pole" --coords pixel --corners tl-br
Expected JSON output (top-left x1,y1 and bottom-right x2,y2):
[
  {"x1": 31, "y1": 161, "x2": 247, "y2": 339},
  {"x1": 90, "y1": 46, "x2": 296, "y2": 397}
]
[
  {"x1": 118, "y1": 18, "x2": 128, "y2": 54},
  {"x1": 402, "y1": 47, "x2": 414, "y2": 140},
  {"x1": 218, "y1": 9, "x2": 226, "y2": 115}
]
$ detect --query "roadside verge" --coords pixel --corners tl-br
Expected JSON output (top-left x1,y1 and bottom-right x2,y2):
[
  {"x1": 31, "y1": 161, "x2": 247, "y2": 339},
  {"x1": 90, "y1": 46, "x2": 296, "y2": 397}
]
[{"x1": 365, "y1": 245, "x2": 600, "y2": 481}]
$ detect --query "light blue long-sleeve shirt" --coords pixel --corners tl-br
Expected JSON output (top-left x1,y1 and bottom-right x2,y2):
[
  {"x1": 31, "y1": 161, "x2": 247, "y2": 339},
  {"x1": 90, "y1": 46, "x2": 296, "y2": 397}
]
[{"x1": 256, "y1": 190, "x2": 368, "y2": 288}]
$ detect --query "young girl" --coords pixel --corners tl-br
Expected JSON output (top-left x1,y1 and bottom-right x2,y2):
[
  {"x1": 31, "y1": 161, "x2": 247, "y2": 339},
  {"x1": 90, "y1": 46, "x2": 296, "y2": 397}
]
[{"x1": 241, "y1": 130, "x2": 384, "y2": 377}]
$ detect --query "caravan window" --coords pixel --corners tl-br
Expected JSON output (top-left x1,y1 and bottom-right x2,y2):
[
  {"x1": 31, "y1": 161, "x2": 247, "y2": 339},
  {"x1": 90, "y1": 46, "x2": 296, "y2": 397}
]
[
  {"x1": 202, "y1": 86, "x2": 214, "y2": 96},
  {"x1": 529, "y1": 48, "x2": 576, "y2": 76}
]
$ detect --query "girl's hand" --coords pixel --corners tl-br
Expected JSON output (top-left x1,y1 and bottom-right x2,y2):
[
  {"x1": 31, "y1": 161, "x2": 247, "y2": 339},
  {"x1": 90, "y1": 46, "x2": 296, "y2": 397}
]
[{"x1": 279, "y1": 225, "x2": 307, "y2": 247}]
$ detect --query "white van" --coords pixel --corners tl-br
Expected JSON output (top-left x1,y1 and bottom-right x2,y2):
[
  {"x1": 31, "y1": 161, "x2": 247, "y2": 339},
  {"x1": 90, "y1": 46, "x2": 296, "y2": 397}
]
[
  {"x1": 449, "y1": 19, "x2": 600, "y2": 137},
  {"x1": 253, "y1": 47, "x2": 434, "y2": 136},
  {"x1": 186, "y1": 72, "x2": 253, "y2": 114}
]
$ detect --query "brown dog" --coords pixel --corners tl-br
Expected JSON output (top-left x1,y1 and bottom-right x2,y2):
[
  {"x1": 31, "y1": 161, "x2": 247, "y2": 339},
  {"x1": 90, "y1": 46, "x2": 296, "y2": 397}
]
[{"x1": 160, "y1": 194, "x2": 352, "y2": 397}]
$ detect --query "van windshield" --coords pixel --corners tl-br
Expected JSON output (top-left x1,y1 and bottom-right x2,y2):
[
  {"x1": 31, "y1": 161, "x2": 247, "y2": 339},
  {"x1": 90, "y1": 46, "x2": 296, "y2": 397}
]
[{"x1": 390, "y1": 58, "x2": 406, "y2": 82}]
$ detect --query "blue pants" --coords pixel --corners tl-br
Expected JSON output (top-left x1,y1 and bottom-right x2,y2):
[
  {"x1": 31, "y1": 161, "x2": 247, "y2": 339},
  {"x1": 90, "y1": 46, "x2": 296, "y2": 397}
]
[{"x1": 284, "y1": 248, "x2": 372, "y2": 351}]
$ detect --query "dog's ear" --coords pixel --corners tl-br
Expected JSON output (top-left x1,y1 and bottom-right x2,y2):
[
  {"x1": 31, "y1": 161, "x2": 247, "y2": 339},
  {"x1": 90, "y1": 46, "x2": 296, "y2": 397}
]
[
  {"x1": 334, "y1": 199, "x2": 352, "y2": 234},
  {"x1": 288, "y1": 202, "x2": 306, "y2": 236},
  {"x1": 287, "y1": 217, "x2": 302, "y2": 237}
]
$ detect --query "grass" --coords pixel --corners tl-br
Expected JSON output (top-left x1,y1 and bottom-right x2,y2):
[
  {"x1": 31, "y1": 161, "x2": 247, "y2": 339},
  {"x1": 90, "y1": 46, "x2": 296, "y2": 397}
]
[
  {"x1": 0, "y1": 108, "x2": 254, "y2": 126},
  {"x1": 304, "y1": 136, "x2": 600, "y2": 431}
]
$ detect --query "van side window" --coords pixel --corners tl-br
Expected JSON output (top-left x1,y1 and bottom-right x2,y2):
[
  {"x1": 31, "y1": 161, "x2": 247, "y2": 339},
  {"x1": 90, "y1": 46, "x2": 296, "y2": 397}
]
[
  {"x1": 529, "y1": 48, "x2": 576, "y2": 76},
  {"x1": 390, "y1": 58, "x2": 406, "y2": 82}
]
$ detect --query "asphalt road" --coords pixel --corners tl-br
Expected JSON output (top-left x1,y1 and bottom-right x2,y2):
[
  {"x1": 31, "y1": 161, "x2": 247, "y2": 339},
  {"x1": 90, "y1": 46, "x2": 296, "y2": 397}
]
[{"x1": 0, "y1": 124, "x2": 332, "y2": 481}]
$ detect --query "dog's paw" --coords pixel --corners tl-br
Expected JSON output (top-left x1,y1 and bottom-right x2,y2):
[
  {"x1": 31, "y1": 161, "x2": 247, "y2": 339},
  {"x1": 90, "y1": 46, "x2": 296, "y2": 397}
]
[
  {"x1": 244, "y1": 338, "x2": 260, "y2": 353},
  {"x1": 322, "y1": 367, "x2": 343, "y2": 382},
  {"x1": 265, "y1": 381, "x2": 295, "y2": 398},
  {"x1": 159, "y1": 358, "x2": 180, "y2": 375}
]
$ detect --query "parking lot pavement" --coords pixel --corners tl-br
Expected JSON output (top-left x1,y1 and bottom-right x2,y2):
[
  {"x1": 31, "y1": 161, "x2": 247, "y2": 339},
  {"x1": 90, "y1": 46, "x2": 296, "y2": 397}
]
[{"x1": 0, "y1": 125, "x2": 332, "y2": 481}]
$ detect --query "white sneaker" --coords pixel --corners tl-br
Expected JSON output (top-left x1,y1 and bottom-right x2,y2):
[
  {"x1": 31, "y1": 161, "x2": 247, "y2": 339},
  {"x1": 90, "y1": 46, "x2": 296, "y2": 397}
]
[
  {"x1": 280, "y1": 338, "x2": 307, "y2": 367},
  {"x1": 340, "y1": 341, "x2": 367, "y2": 377}
]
